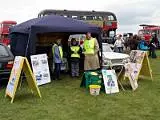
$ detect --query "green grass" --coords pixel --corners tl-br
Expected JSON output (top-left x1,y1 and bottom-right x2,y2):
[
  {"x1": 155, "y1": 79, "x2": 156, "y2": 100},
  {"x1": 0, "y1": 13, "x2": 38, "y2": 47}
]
[{"x1": 0, "y1": 52, "x2": 160, "y2": 120}]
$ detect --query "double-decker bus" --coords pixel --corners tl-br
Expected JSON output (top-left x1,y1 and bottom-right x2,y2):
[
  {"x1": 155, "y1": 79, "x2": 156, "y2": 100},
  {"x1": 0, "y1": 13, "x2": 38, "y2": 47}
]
[
  {"x1": 138, "y1": 24, "x2": 160, "y2": 44},
  {"x1": 38, "y1": 9, "x2": 118, "y2": 43},
  {"x1": 0, "y1": 21, "x2": 17, "y2": 45}
]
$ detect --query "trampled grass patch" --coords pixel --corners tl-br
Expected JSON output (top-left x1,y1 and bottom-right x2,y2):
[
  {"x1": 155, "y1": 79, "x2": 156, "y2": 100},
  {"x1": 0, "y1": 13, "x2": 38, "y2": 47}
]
[{"x1": 0, "y1": 51, "x2": 160, "y2": 120}]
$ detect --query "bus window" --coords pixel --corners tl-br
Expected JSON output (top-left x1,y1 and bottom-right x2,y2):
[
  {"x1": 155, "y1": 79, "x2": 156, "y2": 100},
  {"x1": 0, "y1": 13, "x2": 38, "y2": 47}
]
[
  {"x1": 108, "y1": 15, "x2": 114, "y2": 21},
  {"x1": 138, "y1": 30, "x2": 144, "y2": 35},
  {"x1": 72, "y1": 16, "x2": 78, "y2": 19},
  {"x1": 86, "y1": 16, "x2": 94, "y2": 20},
  {"x1": 158, "y1": 30, "x2": 160, "y2": 35},
  {"x1": 109, "y1": 31, "x2": 115, "y2": 38},
  {"x1": 63, "y1": 15, "x2": 68, "y2": 18},
  {"x1": 96, "y1": 16, "x2": 103, "y2": 20},
  {"x1": 79, "y1": 16, "x2": 86, "y2": 20}
]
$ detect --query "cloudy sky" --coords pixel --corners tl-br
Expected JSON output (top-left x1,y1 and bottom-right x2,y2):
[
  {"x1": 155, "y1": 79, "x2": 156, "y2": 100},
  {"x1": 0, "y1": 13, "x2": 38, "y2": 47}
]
[{"x1": 1, "y1": 0, "x2": 160, "y2": 34}]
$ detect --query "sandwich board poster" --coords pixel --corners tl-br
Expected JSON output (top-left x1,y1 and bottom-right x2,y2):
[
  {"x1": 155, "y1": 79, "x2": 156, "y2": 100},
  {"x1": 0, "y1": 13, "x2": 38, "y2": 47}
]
[
  {"x1": 124, "y1": 63, "x2": 139, "y2": 90},
  {"x1": 102, "y1": 69, "x2": 119, "y2": 94},
  {"x1": 130, "y1": 50, "x2": 145, "y2": 64},
  {"x1": 31, "y1": 54, "x2": 51, "y2": 86},
  {"x1": 124, "y1": 50, "x2": 146, "y2": 90},
  {"x1": 6, "y1": 56, "x2": 23, "y2": 98},
  {"x1": 6, "y1": 56, "x2": 41, "y2": 103}
]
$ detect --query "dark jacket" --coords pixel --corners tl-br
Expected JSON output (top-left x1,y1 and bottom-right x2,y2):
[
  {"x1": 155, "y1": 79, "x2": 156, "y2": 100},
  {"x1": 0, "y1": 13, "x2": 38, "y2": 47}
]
[
  {"x1": 128, "y1": 38, "x2": 139, "y2": 50},
  {"x1": 149, "y1": 37, "x2": 158, "y2": 49}
]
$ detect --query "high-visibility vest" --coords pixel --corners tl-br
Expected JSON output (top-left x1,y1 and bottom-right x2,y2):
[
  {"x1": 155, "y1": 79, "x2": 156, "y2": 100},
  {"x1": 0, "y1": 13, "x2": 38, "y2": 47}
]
[
  {"x1": 70, "y1": 46, "x2": 80, "y2": 58},
  {"x1": 52, "y1": 44, "x2": 63, "y2": 59},
  {"x1": 83, "y1": 38, "x2": 95, "y2": 54}
]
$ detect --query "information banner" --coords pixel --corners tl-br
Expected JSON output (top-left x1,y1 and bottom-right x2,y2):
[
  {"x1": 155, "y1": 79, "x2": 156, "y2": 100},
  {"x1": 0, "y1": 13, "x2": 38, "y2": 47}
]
[{"x1": 31, "y1": 54, "x2": 51, "y2": 86}]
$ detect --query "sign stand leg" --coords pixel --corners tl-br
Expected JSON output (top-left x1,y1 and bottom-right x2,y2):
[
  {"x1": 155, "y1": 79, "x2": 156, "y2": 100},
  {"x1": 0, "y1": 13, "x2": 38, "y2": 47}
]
[{"x1": 117, "y1": 66, "x2": 125, "y2": 91}]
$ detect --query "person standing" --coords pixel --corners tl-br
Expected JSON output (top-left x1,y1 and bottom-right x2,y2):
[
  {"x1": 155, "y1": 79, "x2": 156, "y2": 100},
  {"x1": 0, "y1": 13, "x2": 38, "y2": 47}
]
[
  {"x1": 149, "y1": 33, "x2": 157, "y2": 58},
  {"x1": 137, "y1": 36, "x2": 149, "y2": 51},
  {"x1": 128, "y1": 35, "x2": 139, "y2": 50},
  {"x1": 52, "y1": 39, "x2": 63, "y2": 80},
  {"x1": 69, "y1": 38, "x2": 82, "y2": 77},
  {"x1": 114, "y1": 35, "x2": 124, "y2": 53},
  {"x1": 83, "y1": 32, "x2": 100, "y2": 71}
]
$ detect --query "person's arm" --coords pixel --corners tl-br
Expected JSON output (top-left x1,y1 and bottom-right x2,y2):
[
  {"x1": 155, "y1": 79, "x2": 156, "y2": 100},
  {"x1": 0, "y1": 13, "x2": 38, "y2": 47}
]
[
  {"x1": 94, "y1": 38, "x2": 99, "y2": 54},
  {"x1": 54, "y1": 46, "x2": 61, "y2": 59},
  {"x1": 114, "y1": 40, "x2": 117, "y2": 47},
  {"x1": 78, "y1": 46, "x2": 82, "y2": 54}
]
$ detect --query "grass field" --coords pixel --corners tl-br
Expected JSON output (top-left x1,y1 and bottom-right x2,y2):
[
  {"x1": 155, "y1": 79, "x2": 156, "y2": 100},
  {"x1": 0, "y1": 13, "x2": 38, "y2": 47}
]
[{"x1": 0, "y1": 52, "x2": 160, "y2": 120}]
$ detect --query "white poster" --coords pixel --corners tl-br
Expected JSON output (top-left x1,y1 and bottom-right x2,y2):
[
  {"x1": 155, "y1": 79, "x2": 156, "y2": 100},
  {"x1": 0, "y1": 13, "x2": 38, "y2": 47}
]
[
  {"x1": 102, "y1": 69, "x2": 119, "y2": 94},
  {"x1": 124, "y1": 63, "x2": 139, "y2": 90},
  {"x1": 31, "y1": 54, "x2": 51, "y2": 86},
  {"x1": 6, "y1": 56, "x2": 23, "y2": 97}
]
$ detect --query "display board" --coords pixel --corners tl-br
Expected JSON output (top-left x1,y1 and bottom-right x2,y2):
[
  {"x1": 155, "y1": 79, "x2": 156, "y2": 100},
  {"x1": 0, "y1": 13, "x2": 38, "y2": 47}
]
[
  {"x1": 6, "y1": 56, "x2": 24, "y2": 99},
  {"x1": 31, "y1": 54, "x2": 51, "y2": 86},
  {"x1": 122, "y1": 50, "x2": 153, "y2": 90},
  {"x1": 124, "y1": 63, "x2": 139, "y2": 90},
  {"x1": 102, "y1": 69, "x2": 119, "y2": 94},
  {"x1": 5, "y1": 56, "x2": 41, "y2": 103}
]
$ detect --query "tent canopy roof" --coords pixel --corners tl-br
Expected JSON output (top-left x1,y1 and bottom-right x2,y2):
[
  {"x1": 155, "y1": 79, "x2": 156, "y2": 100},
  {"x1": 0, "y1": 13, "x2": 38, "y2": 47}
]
[{"x1": 10, "y1": 15, "x2": 101, "y2": 34}]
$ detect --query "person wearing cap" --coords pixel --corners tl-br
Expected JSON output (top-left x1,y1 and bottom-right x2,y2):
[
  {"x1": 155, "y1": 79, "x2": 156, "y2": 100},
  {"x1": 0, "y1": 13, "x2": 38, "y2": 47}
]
[
  {"x1": 52, "y1": 39, "x2": 63, "y2": 80},
  {"x1": 83, "y1": 32, "x2": 100, "y2": 71},
  {"x1": 69, "y1": 38, "x2": 82, "y2": 77}
]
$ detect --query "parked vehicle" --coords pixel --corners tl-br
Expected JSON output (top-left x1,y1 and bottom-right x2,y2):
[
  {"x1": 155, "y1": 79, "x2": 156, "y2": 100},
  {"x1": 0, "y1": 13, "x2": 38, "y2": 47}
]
[
  {"x1": 68, "y1": 34, "x2": 130, "y2": 70},
  {"x1": 0, "y1": 21, "x2": 17, "y2": 45},
  {"x1": 101, "y1": 43, "x2": 130, "y2": 68},
  {"x1": 0, "y1": 43, "x2": 14, "y2": 84},
  {"x1": 138, "y1": 24, "x2": 160, "y2": 46}
]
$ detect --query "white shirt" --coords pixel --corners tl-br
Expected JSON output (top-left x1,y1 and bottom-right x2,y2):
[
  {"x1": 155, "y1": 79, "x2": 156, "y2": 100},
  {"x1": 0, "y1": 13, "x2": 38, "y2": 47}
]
[{"x1": 114, "y1": 39, "x2": 124, "y2": 47}]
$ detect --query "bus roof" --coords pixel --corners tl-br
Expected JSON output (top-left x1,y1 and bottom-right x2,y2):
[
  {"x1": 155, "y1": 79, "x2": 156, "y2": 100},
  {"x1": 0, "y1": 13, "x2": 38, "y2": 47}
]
[
  {"x1": 139, "y1": 24, "x2": 160, "y2": 27},
  {"x1": 38, "y1": 9, "x2": 117, "y2": 20},
  {"x1": 140, "y1": 27, "x2": 160, "y2": 31},
  {"x1": 1, "y1": 21, "x2": 17, "y2": 24}
]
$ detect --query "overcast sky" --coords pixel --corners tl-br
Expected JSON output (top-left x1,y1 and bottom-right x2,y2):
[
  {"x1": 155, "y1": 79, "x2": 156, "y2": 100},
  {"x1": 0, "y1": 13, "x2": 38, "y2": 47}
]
[{"x1": 1, "y1": 0, "x2": 160, "y2": 34}]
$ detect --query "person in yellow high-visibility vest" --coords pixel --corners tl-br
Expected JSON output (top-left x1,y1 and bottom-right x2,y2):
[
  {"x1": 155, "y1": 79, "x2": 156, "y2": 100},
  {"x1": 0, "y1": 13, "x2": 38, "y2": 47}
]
[
  {"x1": 69, "y1": 38, "x2": 82, "y2": 77},
  {"x1": 83, "y1": 32, "x2": 100, "y2": 71},
  {"x1": 52, "y1": 39, "x2": 63, "y2": 80}
]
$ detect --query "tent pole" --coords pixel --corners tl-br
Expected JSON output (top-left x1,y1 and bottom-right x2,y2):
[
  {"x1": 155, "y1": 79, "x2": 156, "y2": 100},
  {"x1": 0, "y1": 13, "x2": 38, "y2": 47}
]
[{"x1": 25, "y1": 35, "x2": 30, "y2": 57}]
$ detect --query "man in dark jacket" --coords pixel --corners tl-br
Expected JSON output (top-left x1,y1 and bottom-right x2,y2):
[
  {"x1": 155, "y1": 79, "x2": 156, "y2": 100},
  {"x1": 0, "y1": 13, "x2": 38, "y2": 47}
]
[{"x1": 149, "y1": 33, "x2": 157, "y2": 58}]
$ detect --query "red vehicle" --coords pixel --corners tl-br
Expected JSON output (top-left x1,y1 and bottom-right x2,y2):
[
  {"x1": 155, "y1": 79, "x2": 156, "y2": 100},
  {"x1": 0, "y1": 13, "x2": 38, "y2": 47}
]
[
  {"x1": 138, "y1": 24, "x2": 160, "y2": 44},
  {"x1": 0, "y1": 21, "x2": 17, "y2": 45},
  {"x1": 38, "y1": 9, "x2": 117, "y2": 41}
]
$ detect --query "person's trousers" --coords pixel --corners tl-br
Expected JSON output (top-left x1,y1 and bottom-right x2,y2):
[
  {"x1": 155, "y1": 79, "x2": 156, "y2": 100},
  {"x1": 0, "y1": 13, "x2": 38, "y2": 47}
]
[
  {"x1": 117, "y1": 47, "x2": 123, "y2": 53},
  {"x1": 71, "y1": 62, "x2": 79, "y2": 77},
  {"x1": 54, "y1": 63, "x2": 61, "y2": 79},
  {"x1": 149, "y1": 48, "x2": 157, "y2": 58}
]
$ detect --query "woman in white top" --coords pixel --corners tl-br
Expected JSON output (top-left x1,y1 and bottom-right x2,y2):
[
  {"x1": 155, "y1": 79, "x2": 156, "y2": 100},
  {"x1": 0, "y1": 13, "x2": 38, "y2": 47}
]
[{"x1": 114, "y1": 35, "x2": 124, "y2": 53}]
